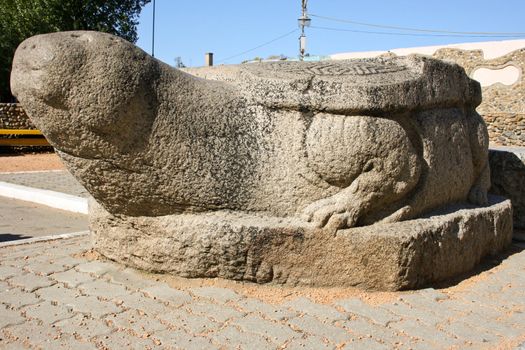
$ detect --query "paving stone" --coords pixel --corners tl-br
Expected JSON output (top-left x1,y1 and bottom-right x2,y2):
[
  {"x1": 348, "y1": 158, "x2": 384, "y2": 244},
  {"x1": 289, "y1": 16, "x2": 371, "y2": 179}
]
[
  {"x1": 142, "y1": 284, "x2": 192, "y2": 306},
  {"x1": 17, "y1": 255, "x2": 53, "y2": 267},
  {"x1": 23, "y1": 301, "x2": 75, "y2": 324},
  {"x1": 55, "y1": 314, "x2": 113, "y2": 340},
  {"x1": 285, "y1": 335, "x2": 335, "y2": 349},
  {"x1": 438, "y1": 298, "x2": 505, "y2": 320},
  {"x1": 212, "y1": 325, "x2": 274, "y2": 349},
  {"x1": 397, "y1": 291, "x2": 451, "y2": 318},
  {"x1": 24, "y1": 262, "x2": 70, "y2": 276},
  {"x1": 439, "y1": 320, "x2": 500, "y2": 344},
  {"x1": 284, "y1": 297, "x2": 347, "y2": 322},
  {"x1": 190, "y1": 286, "x2": 242, "y2": 303},
  {"x1": 93, "y1": 331, "x2": 160, "y2": 350},
  {"x1": 398, "y1": 296, "x2": 459, "y2": 321},
  {"x1": 50, "y1": 269, "x2": 95, "y2": 288},
  {"x1": 0, "y1": 280, "x2": 10, "y2": 291},
  {"x1": 288, "y1": 315, "x2": 352, "y2": 344},
  {"x1": 104, "y1": 267, "x2": 158, "y2": 291},
  {"x1": 0, "y1": 247, "x2": 43, "y2": 261},
  {"x1": 400, "y1": 342, "x2": 441, "y2": 350},
  {"x1": 78, "y1": 279, "x2": 130, "y2": 299},
  {"x1": 232, "y1": 314, "x2": 299, "y2": 344},
  {"x1": 0, "y1": 305, "x2": 25, "y2": 329},
  {"x1": 50, "y1": 255, "x2": 86, "y2": 268},
  {"x1": 342, "y1": 338, "x2": 390, "y2": 350},
  {"x1": 64, "y1": 295, "x2": 124, "y2": 318},
  {"x1": 338, "y1": 317, "x2": 407, "y2": 345},
  {"x1": 379, "y1": 301, "x2": 443, "y2": 326},
  {"x1": 235, "y1": 298, "x2": 298, "y2": 321},
  {"x1": 504, "y1": 310, "x2": 525, "y2": 328},
  {"x1": 388, "y1": 318, "x2": 459, "y2": 348},
  {"x1": 75, "y1": 261, "x2": 115, "y2": 275},
  {"x1": 335, "y1": 298, "x2": 401, "y2": 326},
  {"x1": 0, "y1": 341, "x2": 29, "y2": 350},
  {"x1": 34, "y1": 335, "x2": 98, "y2": 350},
  {"x1": 41, "y1": 244, "x2": 88, "y2": 259},
  {"x1": 154, "y1": 329, "x2": 216, "y2": 350},
  {"x1": 0, "y1": 258, "x2": 19, "y2": 268},
  {"x1": 185, "y1": 302, "x2": 245, "y2": 323},
  {"x1": 400, "y1": 289, "x2": 449, "y2": 302},
  {"x1": 115, "y1": 292, "x2": 168, "y2": 316},
  {"x1": 157, "y1": 309, "x2": 221, "y2": 334},
  {"x1": 35, "y1": 284, "x2": 82, "y2": 305},
  {"x1": 0, "y1": 287, "x2": 41, "y2": 309},
  {"x1": 466, "y1": 278, "x2": 505, "y2": 296},
  {"x1": 8, "y1": 272, "x2": 56, "y2": 292},
  {"x1": 106, "y1": 309, "x2": 166, "y2": 337},
  {"x1": 0, "y1": 266, "x2": 22, "y2": 280},
  {"x1": 3, "y1": 319, "x2": 61, "y2": 348},
  {"x1": 458, "y1": 314, "x2": 524, "y2": 338},
  {"x1": 493, "y1": 287, "x2": 525, "y2": 309}
]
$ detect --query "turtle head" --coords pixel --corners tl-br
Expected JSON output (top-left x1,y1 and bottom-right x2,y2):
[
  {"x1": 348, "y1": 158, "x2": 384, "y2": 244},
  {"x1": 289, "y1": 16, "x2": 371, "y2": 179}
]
[{"x1": 11, "y1": 31, "x2": 158, "y2": 157}]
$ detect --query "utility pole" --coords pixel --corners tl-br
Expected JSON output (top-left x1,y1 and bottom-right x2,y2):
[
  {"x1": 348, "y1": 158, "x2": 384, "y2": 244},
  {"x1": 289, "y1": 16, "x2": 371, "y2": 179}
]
[
  {"x1": 152, "y1": 0, "x2": 156, "y2": 57},
  {"x1": 298, "y1": 0, "x2": 311, "y2": 60}
]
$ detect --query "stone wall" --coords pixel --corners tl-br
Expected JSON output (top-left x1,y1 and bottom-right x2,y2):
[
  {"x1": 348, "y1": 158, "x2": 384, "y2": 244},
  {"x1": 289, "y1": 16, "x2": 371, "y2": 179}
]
[
  {"x1": 0, "y1": 103, "x2": 36, "y2": 129},
  {"x1": 433, "y1": 47, "x2": 525, "y2": 147}
]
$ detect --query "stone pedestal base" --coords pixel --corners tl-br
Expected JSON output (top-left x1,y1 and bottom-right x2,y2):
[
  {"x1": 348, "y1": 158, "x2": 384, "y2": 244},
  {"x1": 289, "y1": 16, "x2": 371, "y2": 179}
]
[{"x1": 90, "y1": 196, "x2": 512, "y2": 291}]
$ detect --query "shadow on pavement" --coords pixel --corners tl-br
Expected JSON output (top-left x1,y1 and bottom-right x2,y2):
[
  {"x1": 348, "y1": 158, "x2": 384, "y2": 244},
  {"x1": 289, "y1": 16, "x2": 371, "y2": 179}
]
[
  {"x1": 0, "y1": 233, "x2": 32, "y2": 242},
  {"x1": 429, "y1": 242, "x2": 525, "y2": 290}
]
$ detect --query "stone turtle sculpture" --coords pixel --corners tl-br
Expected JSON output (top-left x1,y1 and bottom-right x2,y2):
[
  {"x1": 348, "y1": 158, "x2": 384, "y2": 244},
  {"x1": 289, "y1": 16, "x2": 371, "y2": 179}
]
[{"x1": 11, "y1": 31, "x2": 512, "y2": 290}]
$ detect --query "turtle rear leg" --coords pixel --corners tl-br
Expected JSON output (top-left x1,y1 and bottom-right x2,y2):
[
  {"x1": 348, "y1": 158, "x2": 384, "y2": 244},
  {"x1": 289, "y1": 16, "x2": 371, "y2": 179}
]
[{"x1": 303, "y1": 113, "x2": 421, "y2": 230}]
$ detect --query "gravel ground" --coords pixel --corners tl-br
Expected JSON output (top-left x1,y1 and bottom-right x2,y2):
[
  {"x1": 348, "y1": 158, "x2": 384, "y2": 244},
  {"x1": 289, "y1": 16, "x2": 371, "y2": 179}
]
[{"x1": 0, "y1": 152, "x2": 65, "y2": 172}]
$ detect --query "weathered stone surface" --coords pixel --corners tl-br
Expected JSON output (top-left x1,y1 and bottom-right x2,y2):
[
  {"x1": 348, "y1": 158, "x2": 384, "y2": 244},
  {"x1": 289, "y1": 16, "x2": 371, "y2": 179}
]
[
  {"x1": 489, "y1": 146, "x2": 525, "y2": 230},
  {"x1": 91, "y1": 196, "x2": 512, "y2": 290},
  {"x1": 11, "y1": 31, "x2": 512, "y2": 290}
]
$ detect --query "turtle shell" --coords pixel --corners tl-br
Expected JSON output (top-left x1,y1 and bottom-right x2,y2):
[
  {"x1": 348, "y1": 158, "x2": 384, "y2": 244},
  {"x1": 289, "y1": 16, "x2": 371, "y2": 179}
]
[{"x1": 183, "y1": 55, "x2": 481, "y2": 114}]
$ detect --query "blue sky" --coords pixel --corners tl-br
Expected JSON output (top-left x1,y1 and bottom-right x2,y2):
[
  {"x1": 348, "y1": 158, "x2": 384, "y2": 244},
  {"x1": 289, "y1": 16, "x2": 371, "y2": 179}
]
[{"x1": 136, "y1": 0, "x2": 525, "y2": 67}]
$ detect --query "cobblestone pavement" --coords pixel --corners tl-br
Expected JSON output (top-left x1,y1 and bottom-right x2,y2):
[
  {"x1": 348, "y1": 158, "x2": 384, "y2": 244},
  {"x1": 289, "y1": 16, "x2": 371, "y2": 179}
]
[
  {"x1": 0, "y1": 171, "x2": 88, "y2": 198},
  {"x1": 0, "y1": 236, "x2": 524, "y2": 350}
]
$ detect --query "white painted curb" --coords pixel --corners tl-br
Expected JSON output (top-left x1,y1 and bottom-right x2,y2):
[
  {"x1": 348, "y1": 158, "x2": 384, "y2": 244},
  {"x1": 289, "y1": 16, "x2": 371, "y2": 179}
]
[
  {"x1": 0, "y1": 230, "x2": 89, "y2": 248},
  {"x1": 0, "y1": 181, "x2": 88, "y2": 214}
]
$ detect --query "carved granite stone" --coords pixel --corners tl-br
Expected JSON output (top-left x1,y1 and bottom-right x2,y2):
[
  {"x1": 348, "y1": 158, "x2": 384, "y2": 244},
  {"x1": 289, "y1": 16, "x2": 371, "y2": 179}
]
[{"x1": 11, "y1": 31, "x2": 513, "y2": 290}]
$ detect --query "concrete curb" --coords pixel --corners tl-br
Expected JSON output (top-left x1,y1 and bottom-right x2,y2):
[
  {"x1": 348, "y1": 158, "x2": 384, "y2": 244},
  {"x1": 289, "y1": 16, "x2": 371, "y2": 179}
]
[
  {"x1": 0, "y1": 181, "x2": 88, "y2": 214},
  {"x1": 0, "y1": 230, "x2": 89, "y2": 248}
]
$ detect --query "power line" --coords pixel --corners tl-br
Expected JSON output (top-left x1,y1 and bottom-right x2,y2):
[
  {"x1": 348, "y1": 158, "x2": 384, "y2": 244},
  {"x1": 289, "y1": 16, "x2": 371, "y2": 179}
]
[
  {"x1": 298, "y1": 0, "x2": 311, "y2": 60},
  {"x1": 310, "y1": 13, "x2": 525, "y2": 36},
  {"x1": 216, "y1": 29, "x2": 300, "y2": 64},
  {"x1": 310, "y1": 25, "x2": 525, "y2": 39}
]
